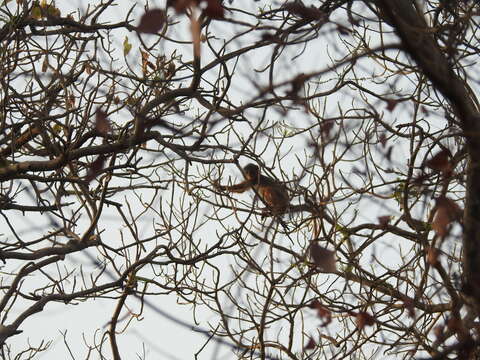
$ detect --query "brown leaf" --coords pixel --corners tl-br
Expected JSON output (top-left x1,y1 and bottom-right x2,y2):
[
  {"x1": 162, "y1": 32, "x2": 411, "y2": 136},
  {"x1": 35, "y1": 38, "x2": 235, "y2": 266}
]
[
  {"x1": 432, "y1": 196, "x2": 462, "y2": 236},
  {"x1": 304, "y1": 337, "x2": 316, "y2": 350},
  {"x1": 310, "y1": 243, "x2": 336, "y2": 272},
  {"x1": 167, "y1": 0, "x2": 198, "y2": 14},
  {"x1": 85, "y1": 155, "x2": 106, "y2": 183},
  {"x1": 446, "y1": 317, "x2": 468, "y2": 339},
  {"x1": 95, "y1": 109, "x2": 111, "y2": 135},
  {"x1": 378, "y1": 216, "x2": 390, "y2": 228},
  {"x1": 137, "y1": 9, "x2": 166, "y2": 34},
  {"x1": 309, "y1": 300, "x2": 332, "y2": 325},
  {"x1": 425, "y1": 149, "x2": 452, "y2": 175},
  {"x1": 85, "y1": 62, "x2": 93, "y2": 75},
  {"x1": 426, "y1": 247, "x2": 439, "y2": 266},
  {"x1": 379, "y1": 133, "x2": 387, "y2": 147},
  {"x1": 140, "y1": 50, "x2": 150, "y2": 74},
  {"x1": 432, "y1": 207, "x2": 449, "y2": 237},
  {"x1": 355, "y1": 312, "x2": 375, "y2": 330},
  {"x1": 385, "y1": 99, "x2": 399, "y2": 112},
  {"x1": 204, "y1": 0, "x2": 224, "y2": 19}
]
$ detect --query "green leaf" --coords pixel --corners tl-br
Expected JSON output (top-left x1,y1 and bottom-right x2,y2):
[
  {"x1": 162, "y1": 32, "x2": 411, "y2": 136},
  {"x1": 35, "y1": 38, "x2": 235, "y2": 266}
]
[
  {"x1": 31, "y1": 5, "x2": 42, "y2": 19},
  {"x1": 123, "y1": 36, "x2": 132, "y2": 56}
]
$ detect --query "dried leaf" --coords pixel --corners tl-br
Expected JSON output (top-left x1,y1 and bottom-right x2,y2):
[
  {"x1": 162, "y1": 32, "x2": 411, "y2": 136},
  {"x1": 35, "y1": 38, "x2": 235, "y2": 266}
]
[
  {"x1": 140, "y1": 50, "x2": 149, "y2": 74},
  {"x1": 309, "y1": 300, "x2": 332, "y2": 325},
  {"x1": 385, "y1": 99, "x2": 399, "y2": 112},
  {"x1": 137, "y1": 9, "x2": 166, "y2": 34},
  {"x1": 310, "y1": 243, "x2": 336, "y2": 272},
  {"x1": 426, "y1": 247, "x2": 439, "y2": 266},
  {"x1": 432, "y1": 196, "x2": 462, "y2": 236},
  {"x1": 85, "y1": 155, "x2": 106, "y2": 183},
  {"x1": 85, "y1": 62, "x2": 93, "y2": 75},
  {"x1": 304, "y1": 337, "x2": 316, "y2": 350},
  {"x1": 95, "y1": 109, "x2": 111, "y2": 135},
  {"x1": 425, "y1": 149, "x2": 452, "y2": 175},
  {"x1": 378, "y1": 216, "x2": 390, "y2": 228},
  {"x1": 355, "y1": 312, "x2": 375, "y2": 330},
  {"x1": 204, "y1": 0, "x2": 224, "y2": 19},
  {"x1": 432, "y1": 207, "x2": 449, "y2": 237},
  {"x1": 66, "y1": 93, "x2": 75, "y2": 110},
  {"x1": 379, "y1": 133, "x2": 387, "y2": 147},
  {"x1": 167, "y1": 0, "x2": 198, "y2": 14}
]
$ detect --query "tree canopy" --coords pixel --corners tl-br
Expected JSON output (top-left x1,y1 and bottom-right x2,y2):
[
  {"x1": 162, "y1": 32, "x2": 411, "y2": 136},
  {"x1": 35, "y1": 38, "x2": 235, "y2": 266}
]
[{"x1": 1, "y1": 0, "x2": 479, "y2": 359}]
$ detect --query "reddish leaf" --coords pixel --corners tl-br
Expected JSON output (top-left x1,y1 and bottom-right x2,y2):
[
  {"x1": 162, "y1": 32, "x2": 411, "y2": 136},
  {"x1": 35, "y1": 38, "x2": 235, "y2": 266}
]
[
  {"x1": 137, "y1": 9, "x2": 166, "y2": 34},
  {"x1": 379, "y1": 133, "x2": 387, "y2": 147},
  {"x1": 167, "y1": 0, "x2": 198, "y2": 14},
  {"x1": 85, "y1": 155, "x2": 106, "y2": 183},
  {"x1": 304, "y1": 337, "x2": 316, "y2": 350},
  {"x1": 308, "y1": 299, "x2": 320, "y2": 309},
  {"x1": 355, "y1": 312, "x2": 375, "y2": 329},
  {"x1": 378, "y1": 216, "x2": 390, "y2": 228},
  {"x1": 432, "y1": 207, "x2": 449, "y2": 237},
  {"x1": 432, "y1": 196, "x2": 462, "y2": 236},
  {"x1": 204, "y1": 0, "x2": 224, "y2": 19},
  {"x1": 425, "y1": 149, "x2": 452, "y2": 175},
  {"x1": 310, "y1": 243, "x2": 336, "y2": 272},
  {"x1": 426, "y1": 247, "x2": 439, "y2": 266},
  {"x1": 95, "y1": 109, "x2": 111, "y2": 135},
  {"x1": 385, "y1": 99, "x2": 399, "y2": 112},
  {"x1": 308, "y1": 300, "x2": 332, "y2": 325}
]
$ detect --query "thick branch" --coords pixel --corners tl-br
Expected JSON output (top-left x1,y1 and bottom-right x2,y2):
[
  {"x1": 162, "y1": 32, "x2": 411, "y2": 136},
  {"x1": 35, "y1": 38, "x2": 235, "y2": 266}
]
[{"x1": 375, "y1": 0, "x2": 480, "y2": 301}]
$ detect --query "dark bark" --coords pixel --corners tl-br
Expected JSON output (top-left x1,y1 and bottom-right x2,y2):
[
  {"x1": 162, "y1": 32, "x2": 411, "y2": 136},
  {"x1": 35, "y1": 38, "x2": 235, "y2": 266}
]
[{"x1": 374, "y1": 0, "x2": 480, "y2": 302}]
